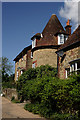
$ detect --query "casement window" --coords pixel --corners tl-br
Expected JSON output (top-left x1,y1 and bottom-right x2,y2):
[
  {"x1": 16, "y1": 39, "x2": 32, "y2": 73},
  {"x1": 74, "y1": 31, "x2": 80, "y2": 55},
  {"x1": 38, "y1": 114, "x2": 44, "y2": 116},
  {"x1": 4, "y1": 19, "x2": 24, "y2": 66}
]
[
  {"x1": 69, "y1": 59, "x2": 80, "y2": 74},
  {"x1": 60, "y1": 34, "x2": 64, "y2": 43},
  {"x1": 31, "y1": 52, "x2": 33, "y2": 59},
  {"x1": 32, "y1": 38, "x2": 36, "y2": 48},
  {"x1": 65, "y1": 59, "x2": 80, "y2": 78},
  {"x1": 16, "y1": 71, "x2": 18, "y2": 81},
  {"x1": 32, "y1": 63, "x2": 35, "y2": 68},
  {"x1": 65, "y1": 68, "x2": 70, "y2": 78},
  {"x1": 21, "y1": 70, "x2": 23, "y2": 75},
  {"x1": 58, "y1": 34, "x2": 64, "y2": 45},
  {"x1": 58, "y1": 34, "x2": 68, "y2": 45},
  {"x1": 32, "y1": 60, "x2": 37, "y2": 68}
]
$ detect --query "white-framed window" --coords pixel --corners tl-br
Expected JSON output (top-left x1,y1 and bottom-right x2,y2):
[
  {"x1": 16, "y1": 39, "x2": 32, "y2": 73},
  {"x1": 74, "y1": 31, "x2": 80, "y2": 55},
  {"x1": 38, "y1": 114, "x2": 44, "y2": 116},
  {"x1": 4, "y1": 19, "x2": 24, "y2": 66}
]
[
  {"x1": 60, "y1": 34, "x2": 64, "y2": 43},
  {"x1": 32, "y1": 38, "x2": 36, "y2": 48},
  {"x1": 32, "y1": 63, "x2": 35, "y2": 68},
  {"x1": 66, "y1": 70, "x2": 67, "y2": 78},
  {"x1": 58, "y1": 34, "x2": 64, "y2": 45},
  {"x1": 65, "y1": 68, "x2": 70, "y2": 78},
  {"x1": 70, "y1": 60, "x2": 80, "y2": 74},
  {"x1": 31, "y1": 52, "x2": 33, "y2": 59},
  {"x1": 21, "y1": 70, "x2": 23, "y2": 75},
  {"x1": 16, "y1": 71, "x2": 18, "y2": 81}
]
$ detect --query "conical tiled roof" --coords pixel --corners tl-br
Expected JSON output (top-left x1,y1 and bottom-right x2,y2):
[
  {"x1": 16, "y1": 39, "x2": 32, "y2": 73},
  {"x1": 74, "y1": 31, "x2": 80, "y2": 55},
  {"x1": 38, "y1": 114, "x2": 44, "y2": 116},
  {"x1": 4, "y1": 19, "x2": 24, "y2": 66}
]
[
  {"x1": 36, "y1": 14, "x2": 66, "y2": 47},
  {"x1": 42, "y1": 14, "x2": 65, "y2": 36}
]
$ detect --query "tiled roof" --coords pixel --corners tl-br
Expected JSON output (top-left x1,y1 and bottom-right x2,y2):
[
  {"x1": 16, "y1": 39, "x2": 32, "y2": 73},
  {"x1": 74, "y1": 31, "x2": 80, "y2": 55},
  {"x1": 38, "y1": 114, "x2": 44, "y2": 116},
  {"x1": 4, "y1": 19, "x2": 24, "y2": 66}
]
[
  {"x1": 57, "y1": 25, "x2": 80, "y2": 51},
  {"x1": 34, "y1": 14, "x2": 67, "y2": 47},
  {"x1": 13, "y1": 45, "x2": 32, "y2": 61},
  {"x1": 31, "y1": 33, "x2": 41, "y2": 40}
]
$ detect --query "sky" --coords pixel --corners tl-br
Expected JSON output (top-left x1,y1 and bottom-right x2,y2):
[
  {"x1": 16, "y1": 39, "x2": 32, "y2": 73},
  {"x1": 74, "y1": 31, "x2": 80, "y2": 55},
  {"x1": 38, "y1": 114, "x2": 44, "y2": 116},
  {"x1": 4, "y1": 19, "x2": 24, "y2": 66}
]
[{"x1": 2, "y1": 1, "x2": 79, "y2": 73}]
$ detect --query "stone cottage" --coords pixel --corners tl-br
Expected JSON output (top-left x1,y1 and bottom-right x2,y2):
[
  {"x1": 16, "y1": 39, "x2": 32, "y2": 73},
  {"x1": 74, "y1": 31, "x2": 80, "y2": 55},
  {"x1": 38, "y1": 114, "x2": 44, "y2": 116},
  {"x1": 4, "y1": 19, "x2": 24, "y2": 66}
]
[
  {"x1": 13, "y1": 45, "x2": 32, "y2": 81},
  {"x1": 31, "y1": 14, "x2": 69, "y2": 68},
  {"x1": 14, "y1": 14, "x2": 80, "y2": 80},
  {"x1": 56, "y1": 25, "x2": 80, "y2": 79}
]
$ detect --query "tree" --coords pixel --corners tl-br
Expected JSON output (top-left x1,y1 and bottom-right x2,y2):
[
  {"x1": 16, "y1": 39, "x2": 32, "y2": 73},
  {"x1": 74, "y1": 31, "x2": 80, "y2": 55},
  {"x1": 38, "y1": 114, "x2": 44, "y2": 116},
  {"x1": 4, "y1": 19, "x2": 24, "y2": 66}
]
[
  {"x1": 2, "y1": 57, "x2": 13, "y2": 82},
  {"x1": 2, "y1": 57, "x2": 13, "y2": 74}
]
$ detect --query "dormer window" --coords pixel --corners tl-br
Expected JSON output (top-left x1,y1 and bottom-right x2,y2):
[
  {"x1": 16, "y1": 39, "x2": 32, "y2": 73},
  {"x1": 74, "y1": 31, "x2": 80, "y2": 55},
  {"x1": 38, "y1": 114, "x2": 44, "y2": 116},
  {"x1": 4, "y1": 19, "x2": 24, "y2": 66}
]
[
  {"x1": 32, "y1": 38, "x2": 36, "y2": 48},
  {"x1": 58, "y1": 34, "x2": 64, "y2": 45},
  {"x1": 60, "y1": 34, "x2": 64, "y2": 44},
  {"x1": 58, "y1": 34, "x2": 68, "y2": 45}
]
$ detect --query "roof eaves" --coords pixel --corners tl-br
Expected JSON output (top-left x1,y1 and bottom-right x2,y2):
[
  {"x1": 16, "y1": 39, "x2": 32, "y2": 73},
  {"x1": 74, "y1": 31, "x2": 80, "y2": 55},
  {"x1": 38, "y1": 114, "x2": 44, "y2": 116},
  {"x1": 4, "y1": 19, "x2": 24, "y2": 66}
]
[{"x1": 13, "y1": 45, "x2": 32, "y2": 61}]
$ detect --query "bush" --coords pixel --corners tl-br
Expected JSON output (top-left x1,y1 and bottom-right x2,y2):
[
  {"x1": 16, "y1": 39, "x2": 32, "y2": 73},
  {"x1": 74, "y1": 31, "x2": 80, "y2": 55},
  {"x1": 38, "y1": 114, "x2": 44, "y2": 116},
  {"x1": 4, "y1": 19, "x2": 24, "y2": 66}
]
[
  {"x1": 50, "y1": 113, "x2": 78, "y2": 120},
  {"x1": 11, "y1": 96, "x2": 20, "y2": 103},
  {"x1": 17, "y1": 65, "x2": 80, "y2": 118},
  {"x1": 11, "y1": 96, "x2": 15, "y2": 101}
]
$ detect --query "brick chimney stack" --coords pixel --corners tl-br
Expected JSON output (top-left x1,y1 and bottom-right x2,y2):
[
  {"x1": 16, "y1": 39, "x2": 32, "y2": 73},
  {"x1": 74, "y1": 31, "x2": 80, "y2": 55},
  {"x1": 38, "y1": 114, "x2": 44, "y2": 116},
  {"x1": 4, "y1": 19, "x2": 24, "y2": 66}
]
[{"x1": 65, "y1": 19, "x2": 72, "y2": 35}]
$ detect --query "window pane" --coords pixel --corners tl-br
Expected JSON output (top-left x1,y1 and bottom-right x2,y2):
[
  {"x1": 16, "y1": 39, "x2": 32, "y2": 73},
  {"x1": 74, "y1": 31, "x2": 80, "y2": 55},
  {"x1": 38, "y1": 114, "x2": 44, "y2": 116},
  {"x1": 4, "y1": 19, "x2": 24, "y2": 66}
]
[{"x1": 60, "y1": 34, "x2": 64, "y2": 43}]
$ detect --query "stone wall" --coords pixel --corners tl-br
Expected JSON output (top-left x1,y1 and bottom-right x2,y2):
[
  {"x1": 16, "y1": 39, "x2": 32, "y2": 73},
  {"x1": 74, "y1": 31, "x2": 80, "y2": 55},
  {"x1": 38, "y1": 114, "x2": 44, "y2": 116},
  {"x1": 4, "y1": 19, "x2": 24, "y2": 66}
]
[
  {"x1": 14, "y1": 50, "x2": 32, "y2": 81},
  {"x1": 33, "y1": 48, "x2": 57, "y2": 68},
  {"x1": 58, "y1": 46, "x2": 80, "y2": 79},
  {"x1": 27, "y1": 49, "x2": 32, "y2": 69},
  {"x1": 14, "y1": 54, "x2": 27, "y2": 81},
  {"x1": 3, "y1": 88, "x2": 18, "y2": 100}
]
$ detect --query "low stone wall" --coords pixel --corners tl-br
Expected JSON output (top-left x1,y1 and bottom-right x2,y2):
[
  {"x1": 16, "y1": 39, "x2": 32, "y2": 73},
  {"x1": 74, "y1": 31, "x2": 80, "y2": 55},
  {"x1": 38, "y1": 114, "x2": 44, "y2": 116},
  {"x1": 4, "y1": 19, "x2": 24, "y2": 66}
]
[{"x1": 3, "y1": 88, "x2": 18, "y2": 100}]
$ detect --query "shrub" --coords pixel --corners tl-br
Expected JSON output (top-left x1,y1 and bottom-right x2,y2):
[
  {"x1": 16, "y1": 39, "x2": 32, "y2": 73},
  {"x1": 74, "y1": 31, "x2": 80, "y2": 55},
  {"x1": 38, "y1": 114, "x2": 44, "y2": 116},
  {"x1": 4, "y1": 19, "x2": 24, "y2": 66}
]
[
  {"x1": 50, "y1": 113, "x2": 78, "y2": 120},
  {"x1": 17, "y1": 65, "x2": 80, "y2": 118},
  {"x1": 11, "y1": 96, "x2": 15, "y2": 101}
]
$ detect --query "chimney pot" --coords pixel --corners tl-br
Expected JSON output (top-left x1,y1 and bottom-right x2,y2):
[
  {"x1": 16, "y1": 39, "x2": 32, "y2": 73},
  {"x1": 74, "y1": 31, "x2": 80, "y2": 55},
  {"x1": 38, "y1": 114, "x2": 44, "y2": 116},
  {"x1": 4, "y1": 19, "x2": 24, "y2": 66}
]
[
  {"x1": 66, "y1": 19, "x2": 70, "y2": 26},
  {"x1": 65, "y1": 19, "x2": 72, "y2": 35}
]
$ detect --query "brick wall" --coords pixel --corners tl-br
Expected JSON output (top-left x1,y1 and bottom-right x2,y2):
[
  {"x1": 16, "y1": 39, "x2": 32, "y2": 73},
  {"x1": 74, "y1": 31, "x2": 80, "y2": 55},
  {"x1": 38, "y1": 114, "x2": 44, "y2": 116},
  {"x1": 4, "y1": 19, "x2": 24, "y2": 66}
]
[
  {"x1": 58, "y1": 46, "x2": 80, "y2": 79},
  {"x1": 33, "y1": 48, "x2": 57, "y2": 68}
]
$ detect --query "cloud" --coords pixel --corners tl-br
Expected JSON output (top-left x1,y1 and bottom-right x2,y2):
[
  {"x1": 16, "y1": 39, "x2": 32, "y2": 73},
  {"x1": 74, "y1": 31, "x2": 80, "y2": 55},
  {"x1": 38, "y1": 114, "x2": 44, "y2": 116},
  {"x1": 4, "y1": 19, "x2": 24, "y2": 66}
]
[{"x1": 59, "y1": 0, "x2": 79, "y2": 31}]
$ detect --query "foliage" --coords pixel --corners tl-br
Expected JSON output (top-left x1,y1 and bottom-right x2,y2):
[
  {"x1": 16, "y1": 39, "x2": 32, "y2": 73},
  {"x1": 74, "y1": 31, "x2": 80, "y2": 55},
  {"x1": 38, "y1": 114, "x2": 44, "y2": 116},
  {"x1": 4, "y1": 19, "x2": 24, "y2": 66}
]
[
  {"x1": 0, "y1": 57, "x2": 15, "y2": 88},
  {"x1": 50, "y1": 113, "x2": 78, "y2": 120},
  {"x1": 17, "y1": 65, "x2": 80, "y2": 118},
  {"x1": 2, "y1": 57, "x2": 13, "y2": 75},
  {"x1": 11, "y1": 96, "x2": 20, "y2": 103},
  {"x1": 17, "y1": 65, "x2": 57, "y2": 102},
  {"x1": 11, "y1": 96, "x2": 15, "y2": 101},
  {"x1": 2, "y1": 74, "x2": 16, "y2": 89}
]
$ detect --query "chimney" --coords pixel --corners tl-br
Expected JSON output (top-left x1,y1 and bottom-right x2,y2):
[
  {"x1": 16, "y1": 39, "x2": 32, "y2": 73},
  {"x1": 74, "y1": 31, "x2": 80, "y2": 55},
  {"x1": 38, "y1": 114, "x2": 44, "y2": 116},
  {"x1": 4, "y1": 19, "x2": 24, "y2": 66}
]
[{"x1": 65, "y1": 19, "x2": 72, "y2": 35}]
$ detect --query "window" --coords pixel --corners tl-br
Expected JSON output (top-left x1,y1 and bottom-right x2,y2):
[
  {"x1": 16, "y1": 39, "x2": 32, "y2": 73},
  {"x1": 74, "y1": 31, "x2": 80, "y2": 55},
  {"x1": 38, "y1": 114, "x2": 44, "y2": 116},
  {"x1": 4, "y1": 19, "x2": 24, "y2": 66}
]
[
  {"x1": 58, "y1": 34, "x2": 64, "y2": 45},
  {"x1": 31, "y1": 52, "x2": 33, "y2": 59},
  {"x1": 21, "y1": 70, "x2": 23, "y2": 75},
  {"x1": 32, "y1": 38, "x2": 36, "y2": 48},
  {"x1": 60, "y1": 34, "x2": 64, "y2": 43},
  {"x1": 70, "y1": 60, "x2": 80, "y2": 74},
  {"x1": 32, "y1": 63, "x2": 35, "y2": 68},
  {"x1": 65, "y1": 68, "x2": 70, "y2": 78},
  {"x1": 16, "y1": 71, "x2": 18, "y2": 81},
  {"x1": 32, "y1": 60, "x2": 37, "y2": 68}
]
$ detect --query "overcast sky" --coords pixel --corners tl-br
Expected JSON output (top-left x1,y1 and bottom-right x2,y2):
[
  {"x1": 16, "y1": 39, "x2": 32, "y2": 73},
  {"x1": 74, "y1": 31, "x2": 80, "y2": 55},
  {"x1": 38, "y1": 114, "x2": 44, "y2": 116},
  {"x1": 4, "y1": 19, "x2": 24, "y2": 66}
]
[{"x1": 2, "y1": 1, "x2": 79, "y2": 73}]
